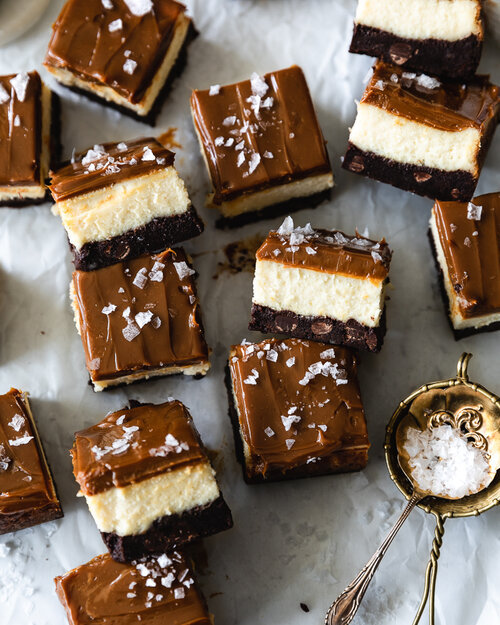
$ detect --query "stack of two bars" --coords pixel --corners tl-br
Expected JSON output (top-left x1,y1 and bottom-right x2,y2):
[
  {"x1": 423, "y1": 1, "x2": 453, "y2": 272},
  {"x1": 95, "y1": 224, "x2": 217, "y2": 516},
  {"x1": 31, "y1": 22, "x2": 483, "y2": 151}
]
[
  {"x1": 56, "y1": 398, "x2": 233, "y2": 624},
  {"x1": 49, "y1": 137, "x2": 211, "y2": 391},
  {"x1": 226, "y1": 216, "x2": 393, "y2": 483}
]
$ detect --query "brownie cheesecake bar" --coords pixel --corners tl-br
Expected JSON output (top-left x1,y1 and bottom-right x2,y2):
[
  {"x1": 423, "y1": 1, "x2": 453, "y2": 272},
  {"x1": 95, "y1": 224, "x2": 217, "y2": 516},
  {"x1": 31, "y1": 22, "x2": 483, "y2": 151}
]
[
  {"x1": 191, "y1": 65, "x2": 334, "y2": 227},
  {"x1": 0, "y1": 388, "x2": 62, "y2": 534},
  {"x1": 44, "y1": 0, "x2": 195, "y2": 125},
  {"x1": 429, "y1": 192, "x2": 500, "y2": 338},
  {"x1": 227, "y1": 339, "x2": 369, "y2": 483},
  {"x1": 50, "y1": 138, "x2": 203, "y2": 271},
  {"x1": 71, "y1": 248, "x2": 210, "y2": 391},
  {"x1": 249, "y1": 217, "x2": 392, "y2": 352},
  {"x1": 350, "y1": 0, "x2": 484, "y2": 80},
  {"x1": 343, "y1": 61, "x2": 500, "y2": 202},
  {"x1": 72, "y1": 400, "x2": 232, "y2": 562},
  {"x1": 0, "y1": 71, "x2": 60, "y2": 207},
  {"x1": 55, "y1": 550, "x2": 211, "y2": 625}
]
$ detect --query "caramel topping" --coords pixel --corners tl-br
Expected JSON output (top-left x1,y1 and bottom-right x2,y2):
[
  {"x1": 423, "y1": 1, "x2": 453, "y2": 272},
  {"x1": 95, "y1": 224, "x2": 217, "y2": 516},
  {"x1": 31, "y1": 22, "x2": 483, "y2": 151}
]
[
  {"x1": 0, "y1": 72, "x2": 41, "y2": 187},
  {"x1": 72, "y1": 401, "x2": 207, "y2": 496},
  {"x1": 191, "y1": 65, "x2": 331, "y2": 204},
  {"x1": 0, "y1": 389, "x2": 58, "y2": 515},
  {"x1": 45, "y1": 0, "x2": 187, "y2": 104},
  {"x1": 49, "y1": 137, "x2": 175, "y2": 202},
  {"x1": 55, "y1": 551, "x2": 211, "y2": 625},
  {"x1": 433, "y1": 192, "x2": 500, "y2": 318},
  {"x1": 72, "y1": 248, "x2": 208, "y2": 383},
  {"x1": 229, "y1": 339, "x2": 369, "y2": 476},
  {"x1": 363, "y1": 61, "x2": 500, "y2": 132},
  {"x1": 256, "y1": 217, "x2": 391, "y2": 282}
]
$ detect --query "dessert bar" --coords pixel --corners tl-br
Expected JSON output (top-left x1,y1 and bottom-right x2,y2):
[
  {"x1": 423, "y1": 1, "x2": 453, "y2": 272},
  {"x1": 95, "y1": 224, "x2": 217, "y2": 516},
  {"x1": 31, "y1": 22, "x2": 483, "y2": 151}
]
[
  {"x1": 72, "y1": 400, "x2": 232, "y2": 562},
  {"x1": 0, "y1": 71, "x2": 60, "y2": 207},
  {"x1": 249, "y1": 217, "x2": 392, "y2": 352},
  {"x1": 429, "y1": 192, "x2": 500, "y2": 338},
  {"x1": 343, "y1": 61, "x2": 500, "y2": 202},
  {"x1": 226, "y1": 338, "x2": 369, "y2": 483},
  {"x1": 44, "y1": 0, "x2": 195, "y2": 125},
  {"x1": 0, "y1": 388, "x2": 62, "y2": 534},
  {"x1": 50, "y1": 138, "x2": 203, "y2": 271},
  {"x1": 55, "y1": 550, "x2": 211, "y2": 624},
  {"x1": 350, "y1": 0, "x2": 483, "y2": 80},
  {"x1": 71, "y1": 248, "x2": 210, "y2": 391},
  {"x1": 191, "y1": 65, "x2": 334, "y2": 227}
]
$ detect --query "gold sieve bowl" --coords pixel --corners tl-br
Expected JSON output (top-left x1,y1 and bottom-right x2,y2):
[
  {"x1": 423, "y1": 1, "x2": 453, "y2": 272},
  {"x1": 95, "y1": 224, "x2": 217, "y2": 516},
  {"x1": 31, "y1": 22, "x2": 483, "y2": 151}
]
[{"x1": 385, "y1": 352, "x2": 500, "y2": 518}]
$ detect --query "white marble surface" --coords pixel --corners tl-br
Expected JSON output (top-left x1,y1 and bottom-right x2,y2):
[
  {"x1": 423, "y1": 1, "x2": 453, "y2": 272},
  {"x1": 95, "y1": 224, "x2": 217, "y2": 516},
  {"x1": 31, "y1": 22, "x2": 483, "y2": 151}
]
[{"x1": 0, "y1": 1, "x2": 499, "y2": 624}]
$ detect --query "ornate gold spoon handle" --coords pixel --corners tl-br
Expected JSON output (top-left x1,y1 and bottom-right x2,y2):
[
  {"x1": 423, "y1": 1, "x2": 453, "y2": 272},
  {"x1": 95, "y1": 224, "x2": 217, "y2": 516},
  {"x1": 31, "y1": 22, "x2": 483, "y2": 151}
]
[{"x1": 325, "y1": 493, "x2": 421, "y2": 625}]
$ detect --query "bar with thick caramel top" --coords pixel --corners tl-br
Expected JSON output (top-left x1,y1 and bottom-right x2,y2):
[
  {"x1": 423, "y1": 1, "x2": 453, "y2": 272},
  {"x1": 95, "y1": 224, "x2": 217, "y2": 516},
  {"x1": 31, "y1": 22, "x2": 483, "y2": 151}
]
[
  {"x1": 191, "y1": 65, "x2": 332, "y2": 205},
  {"x1": 0, "y1": 72, "x2": 41, "y2": 187},
  {"x1": 363, "y1": 61, "x2": 500, "y2": 132},
  {"x1": 71, "y1": 248, "x2": 209, "y2": 387},
  {"x1": 228, "y1": 339, "x2": 369, "y2": 482},
  {"x1": 55, "y1": 551, "x2": 211, "y2": 625},
  {"x1": 50, "y1": 138, "x2": 175, "y2": 202},
  {"x1": 45, "y1": 0, "x2": 187, "y2": 105},
  {"x1": 0, "y1": 389, "x2": 62, "y2": 533},
  {"x1": 256, "y1": 223, "x2": 391, "y2": 283},
  {"x1": 433, "y1": 192, "x2": 500, "y2": 319},
  {"x1": 72, "y1": 401, "x2": 207, "y2": 496}
]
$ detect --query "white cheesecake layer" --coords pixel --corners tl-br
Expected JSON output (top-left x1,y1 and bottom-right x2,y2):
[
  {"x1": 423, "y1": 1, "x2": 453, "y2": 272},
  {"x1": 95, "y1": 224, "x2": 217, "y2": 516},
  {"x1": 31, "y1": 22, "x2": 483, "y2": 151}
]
[
  {"x1": 53, "y1": 167, "x2": 191, "y2": 250},
  {"x1": 85, "y1": 461, "x2": 220, "y2": 536},
  {"x1": 355, "y1": 0, "x2": 482, "y2": 41},
  {"x1": 430, "y1": 211, "x2": 500, "y2": 330},
  {"x1": 0, "y1": 83, "x2": 52, "y2": 202},
  {"x1": 252, "y1": 259, "x2": 385, "y2": 328},
  {"x1": 44, "y1": 13, "x2": 190, "y2": 116},
  {"x1": 349, "y1": 103, "x2": 480, "y2": 174}
]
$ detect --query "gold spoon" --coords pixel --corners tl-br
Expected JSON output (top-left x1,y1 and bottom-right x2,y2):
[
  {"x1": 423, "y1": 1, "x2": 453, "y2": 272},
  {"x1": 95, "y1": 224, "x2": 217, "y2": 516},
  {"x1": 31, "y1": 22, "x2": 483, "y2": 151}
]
[{"x1": 324, "y1": 353, "x2": 500, "y2": 625}]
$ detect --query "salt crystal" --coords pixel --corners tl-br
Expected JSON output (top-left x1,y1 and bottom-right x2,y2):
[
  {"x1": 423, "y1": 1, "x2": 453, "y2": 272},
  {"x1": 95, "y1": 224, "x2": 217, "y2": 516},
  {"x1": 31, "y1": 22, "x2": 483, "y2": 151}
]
[
  {"x1": 123, "y1": 306, "x2": 131, "y2": 318},
  {"x1": 285, "y1": 439, "x2": 295, "y2": 450},
  {"x1": 464, "y1": 237, "x2": 472, "y2": 247},
  {"x1": 124, "y1": 49, "x2": 132, "y2": 57},
  {"x1": 0, "y1": 84, "x2": 10, "y2": 104},
  {"x1": 262, "y1": 96, "x2": 273, "y2": 109},
  {"x1": 236, "y1": 152, "x2": 246, "y2": 168},
  {"x1": 250, "y1": 72, "x2": 268, "y2": 98},
  {"x1": 222, "y1": 115, "x2": 236, "y2": 127},
  {"x1": 266, "y1": 349, "x2": 278, "y2": 362},
  {"x1": 123, "y1": 0, "x2": 153, "y2": 16},
  {"x1": 305, "y1": 246, "x2": 316, "y2": 255},
  {"x1": 133, "y1": 267, "x2": 148, "y2": 288},
  {"x1": 142, "y1": 147, "x2": 155, "y2": 161},
  {"x1": 278, "y1": 216, "x2": 294, "y2": 236},
  {"x1": 89, "y1": 358, "x2": 101, "y2": 371},
  {"x1": 416, "y1": 74, "x2": 441, "y2": 89},
  {"x1": 157, "y1": 553, "x2": 171, "y2": 569},
  {"x1": 117, "y1": 142, "x2": 127, "y2": 151},
  {"x1": 102, "y1": 303, "x2": 117, "y2": 315},
  {"x1": 13, "y1": 115, "x2": 20, "y2": 127},
  {"x1": 467, "y1": 202, "x2": 482, "y2": 221},
  {"x1": 320, "y1": 348, "x2": 335, "y2": 359},
  {"x1": 9, "y1": 435, "x2": 34, "y2": 446},
  {"x1": 225, "y1": 137, "x2": 234, "y2": 147},
  {"x1": 248, "y1": 153, "x2": 261, "y2": 174},
  {"x1": 235, "y1": 141, "x2": 245, "y2": 151},
  {"x1": 264, "y1": 427, "x2": 275, "y2": 437},
  {"x1": 127, "y1": 592, "x2": 136, "y2": 598},
  {"x1": 8, "y1": 414, "x2": 25, "y2": 432},
  {"x1": 450, "y1": 223, "x2": 457, "y2": 232},
  {"x1": 102, "y1": 0, "x2": 113, "y2": 7},
  {"x1": 318, "y1": 424, "x2": 327, "y2": 432},
  {"x1": 281, "y1": 414, "x2": 301, "y2": 431},
  {"x1": 472, "y1": 230, "x2": 478, "y2": 236},
  {"x1": 145, "y1": 579, "x2": 156, "y2": 587},
  {"x1": 116, "y1": 415, "x2": 126, "y2": 426},
  {"x1": 371, "y1": 251, "x2": 383, "y2": 263},
  {"x1": 108, "y1": 18, "x2": 122, "y2": 32},
  {"x1": 161, "y1": 573, "x2": 175, "y2": 587},
  {"x1": 174, "y1": 587, "x2": 185, "y2": 600},
  {"x1": 173, "y1": 261, "x2": 195, "y2": 280},
  {"x1": 10, "y1": 73, "x2": 30, "y2": 102},
  {"x1": 286, "y1": 357, "x2": 295, "y2": 367},
  {"x1": 403, "y1": 424, "x2": 491, "y2": 499},
  {"x1": 149, "y1": 260, "x2": 165, "y2": 282},
  {"x1": 122, "y1": 322, "x2": 140, "y2": 342},
  {"x1": 209, "y1": 84, "x2": 220, "y2": 96},
  {"x1": 135, "y1": 310, "x2": 153, "y2": 328},
  {"x1": 214, "y1": 136, "x2": 224, "y2": 147},
  {"x1": 374, "y1": 80, "x2": 384, "y2": 90},
  {"x1": 123, "y1": 59, "x2": 137, "y2": 75},
  {"x1": 390, "y1": 73, "x2": 399, "y2": 83},
  {"x1": 289, "y1": 132, "x2": 295, "y2": 139}
]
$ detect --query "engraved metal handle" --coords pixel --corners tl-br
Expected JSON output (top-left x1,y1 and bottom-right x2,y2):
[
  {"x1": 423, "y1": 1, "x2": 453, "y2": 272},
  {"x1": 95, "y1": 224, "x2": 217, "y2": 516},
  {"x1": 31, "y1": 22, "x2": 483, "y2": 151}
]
[{"x1": 324, "y1": 493, "x2": 421, "y2": 625}]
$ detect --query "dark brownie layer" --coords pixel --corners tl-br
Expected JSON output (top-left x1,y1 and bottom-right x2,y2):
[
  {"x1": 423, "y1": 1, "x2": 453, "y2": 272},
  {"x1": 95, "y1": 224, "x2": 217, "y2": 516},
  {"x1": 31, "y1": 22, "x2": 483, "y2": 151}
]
[
  {"x1": 342, "y1": 142, "x2": 477, "y2": 202},
  {"x1": 350, "y1": 24, "x2": 482, "y2": 80},
  {"x1": 428, "y1": 229, "x2": 500, "y2": 340},
  {"x1": 71, "y1": 208, "x2": 204, "y2": 271},
  {"x1": 63, "y1": 24, "x2": 197, "y2": 127},
  {"x1": 0, "y1": 500, "x2": 63, "y2": 535},
  {"x1": 249, "y1": 303, "x2": 386, "y2": 352},
  {"x1": 215, "y1": 188, "x2": 332, "y2": 230},
  {"x1": 224, "y1": 365, "x2": 368, "y2": 484},
  {"x1": 101, "y1": 496, "x2": 233, "y2": 563},
  {"x1": 0, "y1": 92, "x2": 62, "y2": 209}
]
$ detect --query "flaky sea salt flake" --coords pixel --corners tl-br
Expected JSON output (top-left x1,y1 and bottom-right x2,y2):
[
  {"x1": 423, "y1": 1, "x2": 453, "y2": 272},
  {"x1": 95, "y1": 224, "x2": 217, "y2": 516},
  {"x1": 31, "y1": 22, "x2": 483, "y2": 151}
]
[
  {"x1": 123, "y1": 59, "x2": 137, "y2": 75},
  {"x1": 173, "y1": 261, "x2": 195, "y2": 280},
  {"x1": 123, "y1": 0, "x2": 153, "y2": 15},
  {"x1": 102, "y1": 303, "x2": 117, "y2": 315},
  {"x1": 467, "y1": 202, "x2": 482, "y2": 221},
  {"x1": 122, "y1": 322, "x2": 140, "y2": 342},
  {"x1": 133, "y1": 267, "x2": 148, "y2": 288},
  {"x1": 142, "y1": 147, "x2": 155, "y2": 161},
  {"x1": 285, "y1": 439, "x2": 295, "y2": 450},
  {"x1": 0, "y1": 84, "x2": 10, "y2": 104},
  {"x1": 108, "y1": 18, "x2": 122, "y2": 32},
  {"x1": 8, "y1": 414, "x2": 25, "y2": 432},
  {"x1": 135, "y1": 310, "x2": 153, "y2": 328},
  {"x1": 222, "y1": 115, "x2": 236, "y2": 127},
  {"x1": 250, "y1": 72, "x2": 268, "y2": 98},
  {"x1": 10, "y1": 73, "x2": 30, "y2": 102},
  {"x1": 209, "y1": 84, "x2": 220, "y2": 96},
  {"x1": 9, "y1": 435, "x2": 34, "y2": 446}
]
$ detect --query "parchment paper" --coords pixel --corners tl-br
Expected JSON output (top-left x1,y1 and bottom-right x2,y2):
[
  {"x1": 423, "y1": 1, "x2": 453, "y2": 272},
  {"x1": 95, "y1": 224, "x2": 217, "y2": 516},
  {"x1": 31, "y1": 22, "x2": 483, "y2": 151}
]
[{"x1": 0, "y1": 1, "x2": 499, "y2": 624}]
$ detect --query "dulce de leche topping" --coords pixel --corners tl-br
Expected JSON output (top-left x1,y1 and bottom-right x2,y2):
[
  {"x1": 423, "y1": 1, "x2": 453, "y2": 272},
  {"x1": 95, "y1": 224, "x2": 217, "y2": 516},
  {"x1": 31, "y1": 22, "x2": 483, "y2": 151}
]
[
  {"x1": 0, "y1": 71, "x2": 42, "y2": 187},
  {"x1": 433, "y1": 192, "x2": 500, "y2": 318},
  {"x1": 229, "y1": 339, "x2": 369, "y2": 476},
  {"x1": 256, "y1": 217, "x2": 391, "y2": 282},
  {"x1": 55, "y1": 551, "x2": 211, "y2": 625},
  {"x1": 191, "y1": 65, "x2": 331, "y2": 204},
  {"x1": 49, "y1": 137, "x2": 175, "y2": 202},
  {"x1": 363, "y1": 61, "x2": 500, "y2": 132},
  {"x1": 72, "y1": 248, "x2": 208, "y2": 382},
  {"x1": 45, "y1": 0, "x2": 187, "y2": 104},
  {"x1": 72, "y1": 400, "x2": 207, "y2": 496},
  {"x1": 0, "y1": 389, "x2": 58, "y2": 516}
]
